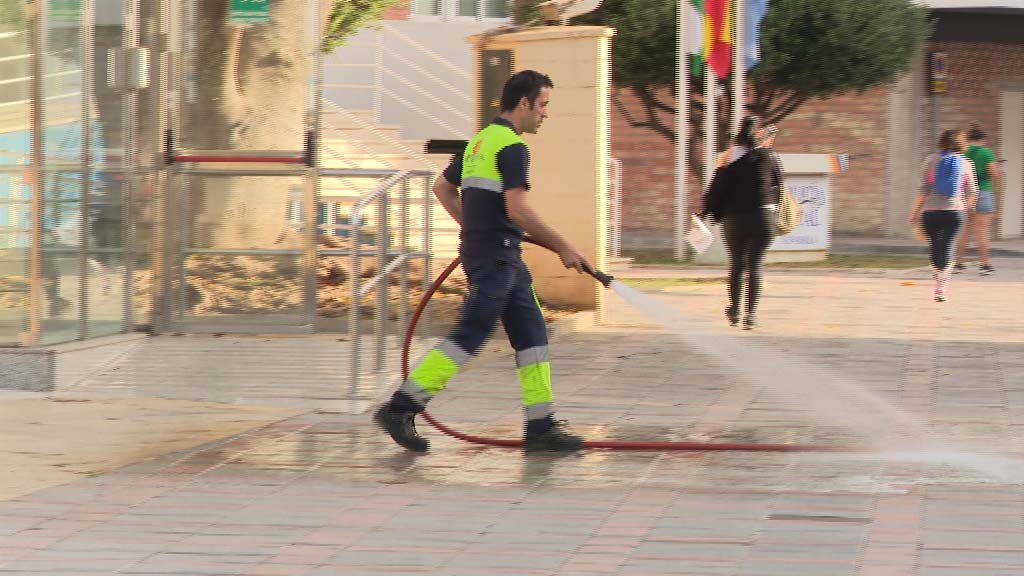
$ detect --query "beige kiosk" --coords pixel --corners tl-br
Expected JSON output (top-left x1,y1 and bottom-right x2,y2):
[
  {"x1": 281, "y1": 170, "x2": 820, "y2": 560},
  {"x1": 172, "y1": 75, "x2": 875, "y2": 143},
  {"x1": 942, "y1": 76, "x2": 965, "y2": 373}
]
[
  {"x1": 695, "y1": 153, "x2": 846, "y2": 264},
  {"x1": 466, "y1": 26, "x2": 615, "y2": 312}
]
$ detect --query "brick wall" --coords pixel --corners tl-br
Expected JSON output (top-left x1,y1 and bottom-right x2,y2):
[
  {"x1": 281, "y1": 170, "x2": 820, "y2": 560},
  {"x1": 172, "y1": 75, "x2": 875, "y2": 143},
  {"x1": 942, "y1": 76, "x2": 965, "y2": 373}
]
[
  {"x1": 610, "y1": 87, "x2": 703, "y2": 249},
  {"x1": 773, "y1": 87, "x2": 891, "y2": 235},
  {"x1": 611, "y1": 84, "x2": 892, "y2": 248},
  {"x1": 926, "y1": 40, "x2": 1024, "y2": 170},
  {"x1": 382, "y1": 1, "x2": 410, "y2": 20},
  {"x1": 613, "y1": 39, "x2": 1024, "y2": 246}
]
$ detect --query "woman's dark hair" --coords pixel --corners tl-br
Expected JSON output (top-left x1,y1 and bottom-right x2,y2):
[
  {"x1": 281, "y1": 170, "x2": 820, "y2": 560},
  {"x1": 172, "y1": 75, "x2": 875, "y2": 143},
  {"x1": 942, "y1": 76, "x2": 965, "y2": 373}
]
[
  {"x1": 735, "y1": 115, "x2": 761, "y2": 149},
  {"x1": 500, "y1": 70, "x2": 554, "y2": 112},
  {"x1": 967, "y1": 122, "x2": 986, "y2": 141},
  {"x1": 939, "y1": 129, "x2": 967, "y2": 153}
]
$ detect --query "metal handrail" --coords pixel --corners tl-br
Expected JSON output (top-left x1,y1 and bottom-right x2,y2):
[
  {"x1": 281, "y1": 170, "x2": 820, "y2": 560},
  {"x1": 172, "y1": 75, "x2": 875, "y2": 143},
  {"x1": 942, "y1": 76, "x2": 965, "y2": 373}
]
[
  {"x1": 380, "y1": 65, "x2": 472, "y2": 124},
  {"x1": 357, "y1": 251, "x2": 431, "y2": 298},
  {"x1": 350, "y1": 170, "x2": 412, "y2": 215},
  {"x1": 325, "y1": 24, "x2": 472, "y2": 140},
  {"x1": 323, "y1": 168, "x2": 432, "y2": 179},
  {"x1": 322, "y1": 100, "x2": 443, "y2": 170},
  {"x1": 608, "y1": 157, "x2": 623, "y2": 259},
  {"x1": 380, "y1": 87, "x2": 464, "y2": 140},
  {"x1": 380, "y1": 47, "x2": 471, "y2": 105},
  {"x1": 380, "y1": 23, "x2": 471, "y2": 81},
  {"x1": 346, "y1": 169, "x2": 435, "y2": 407}
]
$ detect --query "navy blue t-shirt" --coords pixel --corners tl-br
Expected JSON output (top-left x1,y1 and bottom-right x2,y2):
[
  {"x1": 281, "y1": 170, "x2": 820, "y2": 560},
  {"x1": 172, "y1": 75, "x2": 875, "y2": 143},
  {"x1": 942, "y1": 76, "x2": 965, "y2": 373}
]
[{"x1": 443, "y1": 117, "x2": 530, "y2": 259}]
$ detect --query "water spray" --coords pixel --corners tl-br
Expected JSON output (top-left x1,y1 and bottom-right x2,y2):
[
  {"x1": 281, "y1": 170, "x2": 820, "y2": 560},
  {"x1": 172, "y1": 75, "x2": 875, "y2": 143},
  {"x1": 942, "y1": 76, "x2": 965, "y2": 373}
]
[{"x1": 401, "y1": 237, "x2": 851, "y2": 452}]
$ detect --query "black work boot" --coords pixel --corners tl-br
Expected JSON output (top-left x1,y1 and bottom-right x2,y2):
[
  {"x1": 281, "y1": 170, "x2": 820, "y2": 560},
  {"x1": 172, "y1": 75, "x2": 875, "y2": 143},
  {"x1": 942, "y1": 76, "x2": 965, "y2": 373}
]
[
  {"x1": 523, "y1": 420, "x2": 583, "y2": 453},
  {"x1": 373, "y1": 404, "x2": 429, "y2": 453}
]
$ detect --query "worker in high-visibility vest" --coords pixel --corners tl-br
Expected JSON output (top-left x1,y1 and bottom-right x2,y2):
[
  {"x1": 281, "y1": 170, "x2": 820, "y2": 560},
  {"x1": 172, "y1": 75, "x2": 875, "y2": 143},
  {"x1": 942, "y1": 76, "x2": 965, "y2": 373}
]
[{"x1": 375, "y1": 70, "x2": 590, "y2": 453}]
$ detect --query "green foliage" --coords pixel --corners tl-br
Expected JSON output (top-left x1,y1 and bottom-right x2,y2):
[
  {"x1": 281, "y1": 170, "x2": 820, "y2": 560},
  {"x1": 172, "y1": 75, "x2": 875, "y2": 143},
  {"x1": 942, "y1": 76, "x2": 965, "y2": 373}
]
[
  {"x1": 321, "y1": 0, "x2": 401, "y2": 53},
  {"x1": 512, "y1": 0, "x2": 542, "y2": 25},
  {"x1": 577, "y1": 0, "x2": 932, "y2": 152},
  {"x1": 574, "y1": 0, "x2": 679, "y2": 96},
  {"x1": 754, "y1": 0, "x2": 931, "y2": 101},
  {"x1": 0, "y1": 0, "x2": 25, "y2": 34}
]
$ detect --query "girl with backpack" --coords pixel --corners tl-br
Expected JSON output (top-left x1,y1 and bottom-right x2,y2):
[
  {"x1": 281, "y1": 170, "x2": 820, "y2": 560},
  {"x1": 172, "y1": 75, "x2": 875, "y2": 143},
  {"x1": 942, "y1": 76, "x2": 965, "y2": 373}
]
[{"x1": 908, "y1": 129, "x2": 979, "y2": 302}]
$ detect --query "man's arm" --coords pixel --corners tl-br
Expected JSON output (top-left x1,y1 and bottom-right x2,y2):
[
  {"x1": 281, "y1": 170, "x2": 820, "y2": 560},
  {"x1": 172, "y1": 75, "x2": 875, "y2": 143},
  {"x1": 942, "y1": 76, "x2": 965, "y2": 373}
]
[
  {"x1": 435, "y1": 154, "x2": 464, "y2": 225},
  {"x1": 433, "y1": 176, "x2": 462, "y2": 225},
  {"x1": 505, "y1": 187, "x2": 588, "y2": 273},
  {"x1": 985, "y1": 148, "x2": 1002, "y2": 187},
  {"x1": 497, "y1": 143, "x2": 591, "y2": 273}
]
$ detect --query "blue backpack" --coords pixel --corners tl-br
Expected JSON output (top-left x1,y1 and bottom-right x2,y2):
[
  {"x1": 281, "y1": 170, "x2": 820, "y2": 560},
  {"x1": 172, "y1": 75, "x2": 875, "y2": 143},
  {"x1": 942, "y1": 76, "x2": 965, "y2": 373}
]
[{"x1": 932, "y1": 153, "x2": 963, "y2": 198}]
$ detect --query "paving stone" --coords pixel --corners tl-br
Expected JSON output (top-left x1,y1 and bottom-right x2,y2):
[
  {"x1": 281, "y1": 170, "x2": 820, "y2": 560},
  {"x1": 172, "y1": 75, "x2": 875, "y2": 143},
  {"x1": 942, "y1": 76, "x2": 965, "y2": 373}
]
[{"x1": 5, "y1": 264, "x2": 1024, "y2": 575}]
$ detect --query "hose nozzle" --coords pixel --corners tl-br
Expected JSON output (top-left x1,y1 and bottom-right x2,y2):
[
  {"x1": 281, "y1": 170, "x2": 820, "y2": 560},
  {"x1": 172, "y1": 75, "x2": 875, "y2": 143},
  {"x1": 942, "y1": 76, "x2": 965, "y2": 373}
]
[{"x1": 583, "y1": 264, "x2": 614, "y2": 288}]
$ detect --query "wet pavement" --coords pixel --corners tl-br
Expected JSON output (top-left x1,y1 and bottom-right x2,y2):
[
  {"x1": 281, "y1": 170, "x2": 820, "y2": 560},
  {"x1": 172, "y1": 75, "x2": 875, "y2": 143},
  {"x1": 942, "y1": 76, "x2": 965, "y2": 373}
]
[{"x1": 2, "y1": 255, "x2": 1023, "y2": 575}]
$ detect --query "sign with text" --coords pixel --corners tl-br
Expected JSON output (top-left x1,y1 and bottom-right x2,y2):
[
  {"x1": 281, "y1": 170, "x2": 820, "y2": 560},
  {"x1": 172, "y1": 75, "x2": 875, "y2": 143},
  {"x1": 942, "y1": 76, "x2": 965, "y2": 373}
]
[
  {"x1": 49, "y1": 0, "x2": 80, "y2": 23},
  {"x1": 929, "y1": 51, "x2": 948, "y2": 94},
  {"x1": 230, "y1": 0, "x2": 271, "y2": 24},
  {"x1": 768, "y1": 174, "x2": 831, "y2": 251}
]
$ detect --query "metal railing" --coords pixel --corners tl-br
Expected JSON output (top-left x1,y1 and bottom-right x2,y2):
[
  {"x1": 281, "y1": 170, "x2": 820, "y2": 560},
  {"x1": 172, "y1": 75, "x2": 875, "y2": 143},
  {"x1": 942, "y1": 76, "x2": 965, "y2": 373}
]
[
  {"x1": 321, "y1": 99, "x2": 443, "y2": 171},
  {"x1": 608, "y1": 157, "x2": 623, "y2": 259},
  {"x1": 324, "y1": 22, "x2": 472, "y2": 140},
  {"x1": 321, "y1": 168, "x2": 435, "y2": 410}
]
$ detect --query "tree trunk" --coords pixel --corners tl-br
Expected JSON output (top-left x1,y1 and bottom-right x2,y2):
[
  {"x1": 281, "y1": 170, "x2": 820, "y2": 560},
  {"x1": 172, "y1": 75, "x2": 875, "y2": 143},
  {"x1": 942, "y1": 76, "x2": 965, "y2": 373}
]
[{"x1": 188, "y1": 0, "x2": 309, "y2": 249}]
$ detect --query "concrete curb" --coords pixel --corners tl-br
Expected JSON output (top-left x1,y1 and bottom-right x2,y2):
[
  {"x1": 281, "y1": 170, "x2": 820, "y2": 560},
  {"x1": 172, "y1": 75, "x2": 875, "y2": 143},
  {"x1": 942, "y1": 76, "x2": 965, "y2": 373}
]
[
  {"x1": 1, "y1": 333, "x2": 150, "y2": 392},
  {"x1": 547, "y1": 309, "x2": 596, "y2": 339},
  {"x1": 831, "y1": 242, "x2": 1024, "y2": 258}
]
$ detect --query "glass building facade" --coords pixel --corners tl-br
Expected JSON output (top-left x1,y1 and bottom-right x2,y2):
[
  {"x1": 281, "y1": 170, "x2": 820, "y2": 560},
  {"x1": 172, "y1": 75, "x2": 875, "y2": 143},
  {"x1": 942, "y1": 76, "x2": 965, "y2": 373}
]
[{"x1": 1, "y1": 0, "x2": 163, "y2": 346}]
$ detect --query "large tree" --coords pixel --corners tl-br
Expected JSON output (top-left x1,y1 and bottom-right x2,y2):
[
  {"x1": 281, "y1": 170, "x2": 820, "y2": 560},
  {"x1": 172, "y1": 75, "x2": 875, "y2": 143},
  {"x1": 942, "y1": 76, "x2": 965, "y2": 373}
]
[
  {"x1": 189, "y1": 0, "x2": 396, "y2": 248},
  {"x1": 570, "y1": 0, "x2": 931, "y2": 178}
]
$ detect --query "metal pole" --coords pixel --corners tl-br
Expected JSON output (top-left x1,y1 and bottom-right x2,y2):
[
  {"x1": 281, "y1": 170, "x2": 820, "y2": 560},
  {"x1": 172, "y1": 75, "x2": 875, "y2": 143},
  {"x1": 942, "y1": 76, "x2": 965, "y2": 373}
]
[
  {"x1": 422, "y1": 174, "x2": 432, "y2": 339},
  {"x1": 673, "y1": 0, "x2": 690, "y2": 261},
  {"x1": 304, "y1": 0, "x2": 323, "y2": 330},
  {"x1": 399, "y1": 178, "x2": 409, "y2": 344},
  {"x1": 154, "y1": 0, "x2": 181, "y2": 334},
  {"x1": 80, "y1": 0, "x2": 95, "y2": 340},
  {"x1": 26, "y1": 0, "x2": 45, "y2": 346},
  {"x1": 177, "y1": 174, "x2": 189, "y2": 321},
  {"x1": 349, "y1": 203, "x2": 362, "y2": 412},
  {"x1": 704, "y1": 69, "x2": 717, "y2": 189},
  {"x1": 122, "y1": 0, "x2": 141, "y2": 334},
  {"x1": 730, "y1": 0, "x2": 745, "y2": 135},
  {"x1": 373, "y1": 28, "x2": 383, "y2": 123},
  {"x1": 375, "y1": 192, "x2": 388, "y2": 372}
]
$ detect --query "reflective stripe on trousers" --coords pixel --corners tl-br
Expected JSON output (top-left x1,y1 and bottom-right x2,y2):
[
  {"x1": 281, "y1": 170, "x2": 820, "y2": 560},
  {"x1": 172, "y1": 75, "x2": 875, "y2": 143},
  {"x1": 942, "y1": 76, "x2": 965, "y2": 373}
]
[{"x1": 398, "y1": 257, "x2": 553, "y2": 420}]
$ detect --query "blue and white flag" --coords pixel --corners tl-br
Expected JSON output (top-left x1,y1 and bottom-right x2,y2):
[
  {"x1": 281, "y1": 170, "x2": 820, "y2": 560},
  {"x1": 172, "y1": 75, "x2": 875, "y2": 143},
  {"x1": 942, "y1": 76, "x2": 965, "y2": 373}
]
[{"x1": 744, "y1": 0, "x2": 770, "y2": 71}]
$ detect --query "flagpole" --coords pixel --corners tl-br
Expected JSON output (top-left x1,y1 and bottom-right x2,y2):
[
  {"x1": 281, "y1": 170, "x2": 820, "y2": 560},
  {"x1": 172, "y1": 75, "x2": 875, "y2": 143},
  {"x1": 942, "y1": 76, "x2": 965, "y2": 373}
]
[
  {"x1": 731, "y1": 0, "x2": 745, "y2": 133},
  {"x1": 703, "y1": 63, "x2": 716, "y2": 190},
  {"x1": 673, "y1": 1, "x2": 690, "y2": 261}
]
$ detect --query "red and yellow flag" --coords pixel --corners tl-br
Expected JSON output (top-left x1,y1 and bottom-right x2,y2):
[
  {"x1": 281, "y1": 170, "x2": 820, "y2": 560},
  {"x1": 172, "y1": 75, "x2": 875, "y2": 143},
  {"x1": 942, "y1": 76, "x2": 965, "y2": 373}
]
[{"x1": 704, "y1": 0, "x2": 733, "y2": 78}]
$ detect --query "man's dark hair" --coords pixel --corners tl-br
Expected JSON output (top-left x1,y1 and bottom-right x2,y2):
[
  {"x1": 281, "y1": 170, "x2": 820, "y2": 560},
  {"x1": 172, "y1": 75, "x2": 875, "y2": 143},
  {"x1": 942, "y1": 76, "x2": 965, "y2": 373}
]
[
  {"x1": 967, "y1": 122, "x2": 986, "y2": 142},
  {"x1": 499, "y1": 70, "x2": 554, "y2": 112}
]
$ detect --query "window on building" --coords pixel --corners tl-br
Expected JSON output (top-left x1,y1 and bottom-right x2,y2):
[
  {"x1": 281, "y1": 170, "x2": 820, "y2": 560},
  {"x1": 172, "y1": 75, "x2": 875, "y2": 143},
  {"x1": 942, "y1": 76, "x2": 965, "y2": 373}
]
[{"x1": 412, "y1": 0, "x2": 509, "y2": 20}]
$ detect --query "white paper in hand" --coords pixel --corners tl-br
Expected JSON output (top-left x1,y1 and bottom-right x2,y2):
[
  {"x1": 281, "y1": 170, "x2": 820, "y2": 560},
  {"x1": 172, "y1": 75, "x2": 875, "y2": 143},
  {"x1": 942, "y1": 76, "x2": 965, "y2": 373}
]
[{"x1": 686, "y1": 215, "x2": 714, "y2": 254}]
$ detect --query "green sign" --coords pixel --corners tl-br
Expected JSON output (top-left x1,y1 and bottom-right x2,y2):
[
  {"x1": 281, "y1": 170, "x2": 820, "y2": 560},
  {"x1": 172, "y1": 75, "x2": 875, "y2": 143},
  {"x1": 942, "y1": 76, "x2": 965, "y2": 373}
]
[
  {"x1": 49, "y1": 0, "x2": 80, "y2": 23},
  {"x1": 230, "y1": 0, "x2": 271, "y2": 24}
]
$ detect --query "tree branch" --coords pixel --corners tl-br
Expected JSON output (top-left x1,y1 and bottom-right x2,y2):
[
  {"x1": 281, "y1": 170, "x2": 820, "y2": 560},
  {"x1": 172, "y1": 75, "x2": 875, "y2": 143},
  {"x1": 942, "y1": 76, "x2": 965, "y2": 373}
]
[
  {"x1": 765, "y1": 92, "x2": 808, "y2": 124},
  {"x1": 612, "y1": 87, "x2": 676, "y2": 143},
  {"x1": 636, "y1": 86, "x2": 677, "y2": 115}
]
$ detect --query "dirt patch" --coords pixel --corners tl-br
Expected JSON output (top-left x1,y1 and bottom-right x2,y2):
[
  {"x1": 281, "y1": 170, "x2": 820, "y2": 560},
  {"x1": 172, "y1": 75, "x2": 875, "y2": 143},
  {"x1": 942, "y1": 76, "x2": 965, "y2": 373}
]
[{"x1": 127, "y1": 236, "x2": 582, "y2": 324}]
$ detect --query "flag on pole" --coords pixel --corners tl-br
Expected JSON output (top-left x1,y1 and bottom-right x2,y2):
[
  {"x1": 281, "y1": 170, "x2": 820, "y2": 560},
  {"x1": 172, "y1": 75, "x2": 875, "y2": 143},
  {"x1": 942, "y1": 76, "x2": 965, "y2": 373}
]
[
  {"x1": 704, "y1": 0, "x2": 732, "y2": 78},
  {"x1": 744, "y1": 0, "x2": 770, "y2": 71},
  {"x1": 687, "y1": 0, "x2": 704, "y2": 77}
]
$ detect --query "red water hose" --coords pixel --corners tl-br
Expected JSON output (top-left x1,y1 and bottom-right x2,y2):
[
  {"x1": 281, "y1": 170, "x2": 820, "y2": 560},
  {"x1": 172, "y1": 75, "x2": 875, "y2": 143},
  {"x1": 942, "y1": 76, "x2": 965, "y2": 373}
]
[{"x1": 401, "y1": 238, "x2": 852, "y2": 452}]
